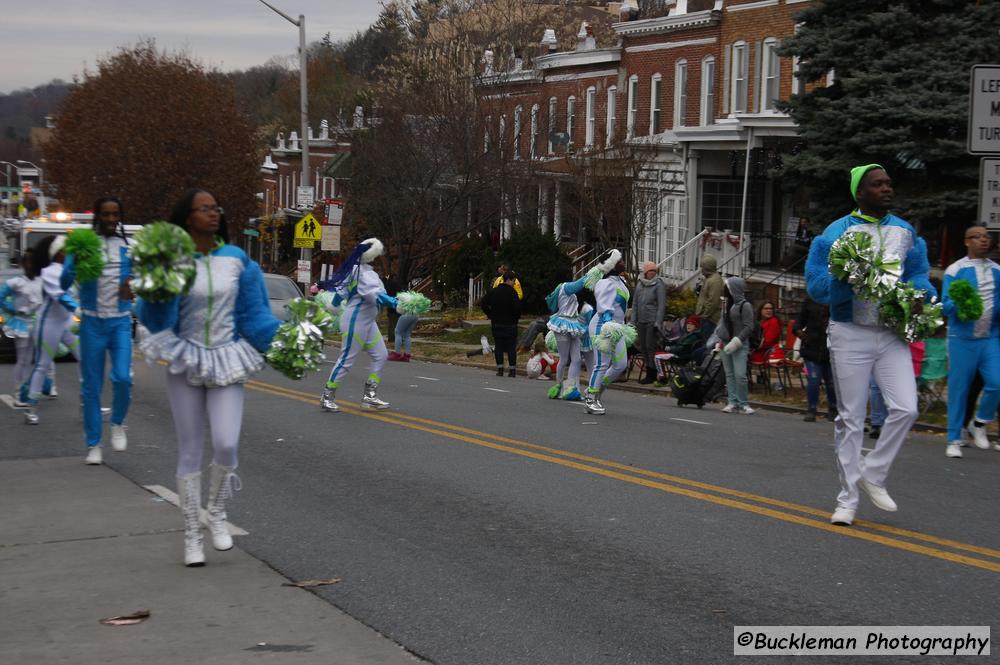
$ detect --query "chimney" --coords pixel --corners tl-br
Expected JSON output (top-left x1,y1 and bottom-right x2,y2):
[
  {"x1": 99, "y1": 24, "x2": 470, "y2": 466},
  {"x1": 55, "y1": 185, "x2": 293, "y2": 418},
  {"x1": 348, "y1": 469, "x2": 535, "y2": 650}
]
[
  {"x1": 320, "y1": 119, "x2": 329, "y2": 140},
  {"x1": 288, "y1": 131, "x2": 300, "y2": 151},
  {"x1": 576, "y1": 22, "x2": 591, "y2": 51},
  {"x1": 483, "y1": 49, "x2": 495, "y2": 75},
  {"x1": 353, "y1": 106, "x2": 364, "y2": 129},
  {"x1": 585, "y1": 23, "x2": 596, "y2": 50},
  {"x1": 541, "y1": 29, "x2": 557, "y2": 53},
  {"x1": 619, "y1": 0, "x2": 638, "y2": 21},
  {"x1": 673, "y1": 0, "x2": 688, "y2": 14}
]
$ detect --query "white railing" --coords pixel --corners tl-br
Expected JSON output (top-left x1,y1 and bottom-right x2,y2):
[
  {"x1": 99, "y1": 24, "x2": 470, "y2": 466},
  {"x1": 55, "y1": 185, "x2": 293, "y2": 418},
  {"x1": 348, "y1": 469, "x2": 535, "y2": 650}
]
[
  {"x1": 467, "y1": 272, "x2": 485, "y2": 311},
  {"x1": 569, "y1": 245, "x2": 597, "y2": 279},
  {"x1": 656, "y1": 228, "x2": 752, "y2": 290},
  {"x1": 656, "y1": 228, "x2": 709, "y2": 285}
]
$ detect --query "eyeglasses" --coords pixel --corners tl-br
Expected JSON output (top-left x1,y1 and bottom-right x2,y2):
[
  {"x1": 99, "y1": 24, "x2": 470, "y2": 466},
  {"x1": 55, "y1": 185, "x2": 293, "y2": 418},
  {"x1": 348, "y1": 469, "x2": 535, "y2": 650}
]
[
  {"x1": 966, "y1": 233, "x2": 990, "y2": 241},
  {"x1": 191, "y1": 205, "x2": 223, "y2": 215}
]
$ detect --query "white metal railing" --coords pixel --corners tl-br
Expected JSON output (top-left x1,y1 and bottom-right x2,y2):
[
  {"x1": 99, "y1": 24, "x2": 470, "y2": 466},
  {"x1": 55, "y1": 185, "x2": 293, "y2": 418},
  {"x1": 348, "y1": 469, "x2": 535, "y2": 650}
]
[
  {"x1": 656, "y1": 228, "x2": 753, "y2": 290},
  {"x1": 467, "y1": 272, "x2": 485, "y2": 311},
  {"x1": 656, "y1": 228, "x2": 709, "y2": 281},
  {"x1": 570, "y1": 245, "x2": 597, "y2": 279}
]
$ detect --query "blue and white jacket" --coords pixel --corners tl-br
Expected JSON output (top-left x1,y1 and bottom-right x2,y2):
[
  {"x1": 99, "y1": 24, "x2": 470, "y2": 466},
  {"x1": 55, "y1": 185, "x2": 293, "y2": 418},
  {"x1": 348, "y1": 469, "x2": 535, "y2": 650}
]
[
  {"x1": 546, "y1": 274, "x2": 589, "y2": 337},
  {"x1": 589, "y1": 275, "x2": 629, "y2": 337},
  {"x1": 136, "y1": 243, "x2": 280, "y2": 387},
  {"x1": 942, "y1": 256, "x2": 1000, "y2": 340},
  {"x1": 806, "y1": 211, "x2": 935, "y2": 326},
  {"x1": 0, "y1": 275, "x2": 42, "y2": 338},
  {"x1": 62, "y1": 235, "x2": 133, "y2": 318}
]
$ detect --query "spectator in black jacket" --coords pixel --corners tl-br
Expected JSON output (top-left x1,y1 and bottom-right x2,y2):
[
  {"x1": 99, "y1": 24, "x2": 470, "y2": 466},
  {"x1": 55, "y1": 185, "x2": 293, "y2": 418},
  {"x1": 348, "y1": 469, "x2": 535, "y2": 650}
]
[
  {"x1": 482, "y1": 272, "x2": 522, "y2": 377},
  {"x1": 795, "y1": 295, "x2": 837, "y2": 422}
]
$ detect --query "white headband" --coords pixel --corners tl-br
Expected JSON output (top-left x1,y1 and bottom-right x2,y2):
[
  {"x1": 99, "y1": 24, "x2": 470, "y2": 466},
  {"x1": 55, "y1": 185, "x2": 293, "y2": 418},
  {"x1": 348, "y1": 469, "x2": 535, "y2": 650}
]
[
  {"x1": 49, "y1": 236, "x2": 67, "y2": 260},
  {"x1": 597, "y1": 249, "x2": 622, "y2": 274}
]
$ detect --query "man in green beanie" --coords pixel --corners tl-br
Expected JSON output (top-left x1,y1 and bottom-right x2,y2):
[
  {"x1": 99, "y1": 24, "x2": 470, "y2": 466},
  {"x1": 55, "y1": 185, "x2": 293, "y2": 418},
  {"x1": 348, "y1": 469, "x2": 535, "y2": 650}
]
[
  {"x1": 805, "y1": 164, "x2": 935, "y2": 526},
  {"x1": 694, "y1": 253, "x2": 724, "y2": 338}
]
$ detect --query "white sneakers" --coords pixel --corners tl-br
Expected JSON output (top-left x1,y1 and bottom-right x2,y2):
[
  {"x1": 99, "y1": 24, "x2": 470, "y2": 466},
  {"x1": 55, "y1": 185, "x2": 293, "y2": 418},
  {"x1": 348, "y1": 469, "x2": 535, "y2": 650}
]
[
  {"x1": 721, "y1": 404, "x2": 735, "y2": 413},
  {"x1": 945, "y1": 443, "x2": 963, "y2": 458},
  {"x1": 966, "y1": 423, "x2": 991, "y2": 450},
  {"x1": 830, "y1": 506, "x2": 855, "y2": 526},
  {"x1": 860, "y1": 477, "x2": 897, "y2": 512},
  {"x1": 722, "y1": 404, "x2": 754, "y2": 414},
  {"x1": 85, "y1": 446, "x2": 103, "y2": 465},
  {"x1": 110, "y1": 424, "x2": 127, "y2": 452},
  {"x1": 24, "y1": 409, "x2": 38, "y2": 425},
  {"x1": 738, "y1": 406, "x2": 755, "y2": 415}
]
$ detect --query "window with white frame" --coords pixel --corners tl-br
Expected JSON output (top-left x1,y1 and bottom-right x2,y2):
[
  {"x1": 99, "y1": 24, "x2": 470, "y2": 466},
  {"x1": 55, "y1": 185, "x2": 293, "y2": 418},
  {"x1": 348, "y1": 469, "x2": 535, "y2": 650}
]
[
  {"x1": 585, "y1": 87, "x2": 596, "y2": 147},
  {"x1": 530, "y1": 104, "x2": 539, "y2": 159},
  {"x1": 513, "y1": 105, "x2": 523, "y2": 159},
  {"x1": 567, "y1": 95, "x2": 576, "y2": 148},
  {"x1": 731, "y1": 42, "x2": 748, "y2": 113},
  {"x1": 548, "y1": 97, "x2": 557, "y2": 154},
  {"x1": 674, "y1": 59, "x2": 688, "y2": 127},
  {"x1": 791, "y1": 24, "x2": 803, "y2": 96},
  {"x1": 626, "y1": 75, "x2": 639, "y2": 139},
  {"x1": 700, "y1": 57, "x2": 715, "y2": 125},
  {"x1": 649, "y1": 74, "x2": 662, "y2": 135},
  {"x1": 760, "y1": 38, "x2": 780, "y2": 112},
  {"x1": 605, "y1": 86, "x2": 617, "y2": 146},
  {"x1": 484, "y1": 115, "x2": 491, "y2": 154},
  {"x1": 635, "y1": 191, "x2": 659, "y2": 267},
  {"x1": 499, "y1": 115, "x2": 507, "y2": 158}
]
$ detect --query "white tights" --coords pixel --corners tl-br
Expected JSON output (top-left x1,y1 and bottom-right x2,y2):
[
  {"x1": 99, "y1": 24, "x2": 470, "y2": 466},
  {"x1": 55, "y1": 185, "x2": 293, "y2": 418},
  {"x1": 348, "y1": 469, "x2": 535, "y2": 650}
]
[{"x1": 166, "y1": 371, "x2": 244, "y2": 476}]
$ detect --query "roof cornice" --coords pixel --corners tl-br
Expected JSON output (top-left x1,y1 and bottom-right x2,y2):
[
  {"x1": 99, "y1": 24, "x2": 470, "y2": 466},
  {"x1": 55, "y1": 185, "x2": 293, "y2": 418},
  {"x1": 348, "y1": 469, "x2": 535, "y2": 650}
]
[
  {"x1": 612, "y1": 2, "x2": 722, "y2": 37},
  {"x1": 531, "y1": 48, "x2": 622, "y2": 71}
]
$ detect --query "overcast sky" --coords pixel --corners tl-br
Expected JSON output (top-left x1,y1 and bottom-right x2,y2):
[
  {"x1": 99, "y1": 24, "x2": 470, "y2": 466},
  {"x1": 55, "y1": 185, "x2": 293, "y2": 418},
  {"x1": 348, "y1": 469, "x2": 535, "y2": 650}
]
[{"x1": 3, "y1": 1, "x2": 383, "y2": 93}]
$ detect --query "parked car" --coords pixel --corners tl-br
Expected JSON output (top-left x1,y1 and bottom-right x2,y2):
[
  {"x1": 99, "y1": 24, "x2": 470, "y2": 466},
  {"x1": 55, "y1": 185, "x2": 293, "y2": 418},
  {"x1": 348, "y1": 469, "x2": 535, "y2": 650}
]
[{"x1": 263, "y1": 273, "x2": 303, "y2": 322}]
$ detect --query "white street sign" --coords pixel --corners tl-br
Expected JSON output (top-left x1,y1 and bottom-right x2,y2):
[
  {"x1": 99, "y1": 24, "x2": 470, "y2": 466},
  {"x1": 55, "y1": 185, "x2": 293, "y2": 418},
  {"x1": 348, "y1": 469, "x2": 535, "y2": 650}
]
[
  {"x1": 968, "y1": 65, "x2": 1000, "y2": 155},
  {"x1": 296, "y1": 186, "x2": 315, "y2": 209},
  {"x1": 980, "y1": 158, "x2": 1000, "y2": 230},
  {"x1": 321, "y1": 225, "x2": 341, "y2": 251},
  {"x1": 297, "y1": 259, "x2": 311, "y2": 284}
]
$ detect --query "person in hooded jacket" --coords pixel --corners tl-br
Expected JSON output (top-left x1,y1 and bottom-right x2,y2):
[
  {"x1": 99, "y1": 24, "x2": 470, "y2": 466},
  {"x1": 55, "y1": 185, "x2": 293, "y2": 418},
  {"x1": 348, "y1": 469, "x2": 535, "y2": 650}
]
[
  {"x1": 714, "y1": 276, "x2": 755, "y2": 414},
  {"x1": 694, "y1": 253, "x2": 725, "y2": 338},
  {"x1": 795, "y1": 295, "x2": 837, "y2": 422},
  {"x1": 631, "y1": 261, "x2": 666, "y2": 384}
]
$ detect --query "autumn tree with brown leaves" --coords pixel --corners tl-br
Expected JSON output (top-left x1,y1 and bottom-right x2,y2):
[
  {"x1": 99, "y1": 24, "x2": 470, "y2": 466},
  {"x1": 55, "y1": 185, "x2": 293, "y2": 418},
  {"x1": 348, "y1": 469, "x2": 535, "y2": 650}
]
[{"x1": 45, "y1": 42, "x2": 260, "y2": 229}]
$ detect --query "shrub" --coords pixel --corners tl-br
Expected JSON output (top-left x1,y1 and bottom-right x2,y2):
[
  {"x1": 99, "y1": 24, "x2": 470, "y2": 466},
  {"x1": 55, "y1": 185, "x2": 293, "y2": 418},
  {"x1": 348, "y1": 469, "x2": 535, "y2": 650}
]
[
  {"x1": 496, "y1": 227, "x2": 572, "y2": 313},
  {"x1": 666, "y1": 288, "x2": 698, "y2": 319}
]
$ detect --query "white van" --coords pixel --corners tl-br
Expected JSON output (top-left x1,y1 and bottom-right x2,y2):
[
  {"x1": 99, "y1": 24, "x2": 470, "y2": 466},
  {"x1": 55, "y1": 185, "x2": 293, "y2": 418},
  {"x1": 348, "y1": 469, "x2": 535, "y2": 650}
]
[{"x1": 14, "y1": 218, "x2": 143, "y2": 263}]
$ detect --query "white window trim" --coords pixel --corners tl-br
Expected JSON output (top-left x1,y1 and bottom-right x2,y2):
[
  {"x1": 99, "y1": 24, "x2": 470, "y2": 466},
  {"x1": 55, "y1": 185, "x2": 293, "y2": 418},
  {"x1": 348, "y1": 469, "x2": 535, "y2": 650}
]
[
  {"x1": 791, "y1": 23, "x2": 802, "y2": 96},
  {"x1": 760, "y1": 38, "x2": 780, "y2": 113},
  {"x1": 605, "y1": 85, "x2": 617, "y2": 147},
  {"x1": 513, "y1": 105, "x2": 523, "y2": 160},
  {"x1": 700, "y1": 57, "x2": 715, "y2": 126},
  {"x1": 626, "y1": 75, "x2": 639, "y2": 139},
  {"x1": 585, "y1": 88, "x2": 596, "y2": 148},
  {"x1": 547, "y1": 97, "x2": 557, "y2": 154},
  {"x1": 731, "y1": 41, "x2": 748, "y2": 114},
  {"x1": 567, "y1": 95, "x2": 577, "y2": 149},
  {"x1": 499, "y1": 115, "x2": 507, "y2": 158},
  {"x1": 530, "y1": 104, "x2": 539, "y2": 159},
  {"x1": 674, "y1": 59, "x2": 688, "y2": 127},
  {"x1": 649, "y1": 73, "x2": 662, "y2": 136}
]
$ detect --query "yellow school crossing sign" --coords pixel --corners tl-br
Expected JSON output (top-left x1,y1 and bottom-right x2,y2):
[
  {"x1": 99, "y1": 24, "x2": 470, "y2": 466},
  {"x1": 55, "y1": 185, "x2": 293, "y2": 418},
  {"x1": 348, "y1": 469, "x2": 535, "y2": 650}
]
[{"x1": 293, "y1": 213, "x2": 320, "y2": 248}]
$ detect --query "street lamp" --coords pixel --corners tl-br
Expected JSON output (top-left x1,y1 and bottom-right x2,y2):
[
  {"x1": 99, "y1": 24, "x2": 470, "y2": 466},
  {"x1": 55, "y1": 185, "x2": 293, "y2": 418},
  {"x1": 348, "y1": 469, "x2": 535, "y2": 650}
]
[
  {"x1": 16, "y1": 160, "x2": 45, "y2": 214},
  {"x1": 255, "y1": 0, "x2": 312, "y2": 286}
]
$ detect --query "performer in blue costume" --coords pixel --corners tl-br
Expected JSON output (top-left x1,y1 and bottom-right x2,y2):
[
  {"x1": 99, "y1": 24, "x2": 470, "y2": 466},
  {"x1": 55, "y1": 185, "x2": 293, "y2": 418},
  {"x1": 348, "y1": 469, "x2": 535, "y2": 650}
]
[
  {"x1": 545, "y1": 267, "x2": 602, "y2": 401},
  {"x1": 23, "y1": 236, "x2": 80, "y2": 426},
  {"x1": 319, "y1": 237, "x2": 398, "y2": 412},
  {"x1": 805, "y1": 164, "x2": 935, "y2": 526},
  {"x1": 941, "y1": 225, "x2": 1000, "y2": 458},
  {"x1": 62, "y1": 197, "x2": 134, "y2": 464},
  {"x1": 137, "y1": 189, "x2": 281, "y2": 567},
  {"x1": 585, "y1": 249, "x2": 628, "y2": 415},
  {"x1": 0, "y1": 252, "x2": 42, "y2": 406}
]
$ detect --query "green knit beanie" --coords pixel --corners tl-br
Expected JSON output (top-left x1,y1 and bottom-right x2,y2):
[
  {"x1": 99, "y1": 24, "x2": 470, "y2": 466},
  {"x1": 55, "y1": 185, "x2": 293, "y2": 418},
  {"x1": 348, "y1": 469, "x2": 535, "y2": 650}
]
[{"x1": 850, "y1": 164, "x2": 884, "y2": 200}]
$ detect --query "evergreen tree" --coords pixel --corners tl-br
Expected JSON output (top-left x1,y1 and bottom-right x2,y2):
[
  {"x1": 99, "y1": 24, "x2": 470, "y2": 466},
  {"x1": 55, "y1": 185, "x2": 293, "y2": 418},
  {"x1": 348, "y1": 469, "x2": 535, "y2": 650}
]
[{"x1": 779, "y1": 0, "x2": 1000, "y2": 260}]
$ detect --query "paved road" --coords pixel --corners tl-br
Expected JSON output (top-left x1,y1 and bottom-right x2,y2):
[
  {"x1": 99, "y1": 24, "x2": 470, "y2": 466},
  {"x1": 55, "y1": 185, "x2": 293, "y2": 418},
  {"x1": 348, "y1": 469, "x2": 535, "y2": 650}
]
[{"x1": 4, "y1": 354, "x2": 999, "y2": 664}]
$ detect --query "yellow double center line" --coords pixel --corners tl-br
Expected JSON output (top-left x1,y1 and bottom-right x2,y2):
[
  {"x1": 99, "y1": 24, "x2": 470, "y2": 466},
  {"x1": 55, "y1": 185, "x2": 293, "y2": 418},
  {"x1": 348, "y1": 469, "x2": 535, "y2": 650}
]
[{"x1": 246, "y1": 378, "x2": 1000, "y2": 574}]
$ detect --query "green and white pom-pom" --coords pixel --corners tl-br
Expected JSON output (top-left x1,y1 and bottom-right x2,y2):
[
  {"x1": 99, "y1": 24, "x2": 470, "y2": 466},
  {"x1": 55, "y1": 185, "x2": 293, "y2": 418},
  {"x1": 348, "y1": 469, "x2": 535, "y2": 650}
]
[
  {"x1": 396, "y1": 290, "x2": 431, "y2": 315},
  {"x1": 828, "y1": 232, "x2": 901, "y2": 301},
  {"x1": 131, "y1": 222, "x2": 197, "y2": 302},
  {"x1": 545, "y1": 330, "x2": 558, "y2": 353},
  {"x1": 266, "y1": 297, "x2": 338, "y2": 380},
  {"x1": 879, "y1": 283, "x2": 943, "y2": 343},
  {"x1": 582, "y1": 266, "x2": 604, "y2": 290},
  {"x1": 313, "y1": 290, "x2": 342, "y2": 331},
  {"x1": 947, "y1": 278, "x2": 983, "y2": 322},
  {"x1": 593, "y1": 321, "x2": 638, "y2": 353},
  {"x1": 65, "y1": 228, "x2": 104, "y2": 282}
]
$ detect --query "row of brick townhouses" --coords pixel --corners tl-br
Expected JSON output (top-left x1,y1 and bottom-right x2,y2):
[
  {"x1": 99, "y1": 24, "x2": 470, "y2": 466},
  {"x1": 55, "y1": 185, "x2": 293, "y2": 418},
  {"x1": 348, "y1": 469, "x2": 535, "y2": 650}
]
[{"x1": 475, "y1": 0, "x2": 823, "y2": 287}]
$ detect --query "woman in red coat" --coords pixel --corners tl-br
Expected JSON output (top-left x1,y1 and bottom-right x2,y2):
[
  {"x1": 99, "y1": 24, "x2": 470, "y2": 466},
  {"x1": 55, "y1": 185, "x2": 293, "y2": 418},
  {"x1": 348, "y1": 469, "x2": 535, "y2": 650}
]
[{"x1": 750, "y1": 301, "x2": 784, "y2": 365}]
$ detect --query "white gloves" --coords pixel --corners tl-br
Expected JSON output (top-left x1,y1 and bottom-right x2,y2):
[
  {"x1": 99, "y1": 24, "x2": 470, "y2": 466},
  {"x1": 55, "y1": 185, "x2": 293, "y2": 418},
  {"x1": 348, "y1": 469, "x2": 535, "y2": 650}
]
[{"x1": 723, "y1": 336, "x2": 742, "y2": 354}]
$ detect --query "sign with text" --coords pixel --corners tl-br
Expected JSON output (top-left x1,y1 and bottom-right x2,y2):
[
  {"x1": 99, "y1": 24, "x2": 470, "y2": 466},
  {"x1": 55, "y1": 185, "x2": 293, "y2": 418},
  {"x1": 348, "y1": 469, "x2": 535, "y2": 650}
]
[
  {"x1": 293, "y1": 213, "x2": 320, "y2": 248},
  {"x1": 321, "y1": 225, "x2": 341, "y2": 252},
  {"x1": 296, "y1": 185, "x2": 315, "y2": 209},
  {"x1": 324, "y1": 198, "x2": 344, "y2": 225},
  {"x1": 296, "y1": 259, "x2": 311, "y2": 283},
  {"x1": 969, "y1": 65, "x2": 1000, "y2": 155},
  {"x1": 980, "y1": 158, "x2": 1000, "y2": 230}
]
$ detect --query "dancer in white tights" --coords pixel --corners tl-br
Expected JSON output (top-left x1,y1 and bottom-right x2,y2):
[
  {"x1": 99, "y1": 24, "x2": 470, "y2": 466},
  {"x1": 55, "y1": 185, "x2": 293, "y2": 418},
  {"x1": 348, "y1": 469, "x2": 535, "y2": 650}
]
[
  {"x1": 0, "y1": 252, "x2": 42, "y2": 405},
  {"x1": 137, "y1": 189, "x2": 280, "y2": 567}
]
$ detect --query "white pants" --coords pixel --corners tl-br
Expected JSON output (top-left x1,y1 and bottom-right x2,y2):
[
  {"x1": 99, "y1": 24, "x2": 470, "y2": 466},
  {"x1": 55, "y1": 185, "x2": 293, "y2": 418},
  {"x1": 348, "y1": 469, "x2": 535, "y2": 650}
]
[
  {"x1": 828, "y1": 321, "x2": 918, "y2": 510},
  {"x1": 14, "y1": 336, "x2": 33, "y2": 389},
  {"x1": 326, "y1": 313, "x2": 387, "y2": 389},
  {"x1": 554, "y1": 334, "x2": 582, "y2": 386},
  {"x1": 166, "y1": 371, "x2": 244, "y2": 476}
]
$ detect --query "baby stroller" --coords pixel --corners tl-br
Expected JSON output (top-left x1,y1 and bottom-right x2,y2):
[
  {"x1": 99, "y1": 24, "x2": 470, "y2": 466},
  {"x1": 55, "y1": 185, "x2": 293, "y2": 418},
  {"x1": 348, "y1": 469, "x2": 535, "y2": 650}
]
[{"x1": 672, "y1": 349, "x2": 726, "y2": 408}]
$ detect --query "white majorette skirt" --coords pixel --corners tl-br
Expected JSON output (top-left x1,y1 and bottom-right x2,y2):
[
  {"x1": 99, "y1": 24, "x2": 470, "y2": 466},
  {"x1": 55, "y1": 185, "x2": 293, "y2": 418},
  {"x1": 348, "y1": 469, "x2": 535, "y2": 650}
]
[{"x1": 140, "y1": 330, "x2": 264, "y2": 387}]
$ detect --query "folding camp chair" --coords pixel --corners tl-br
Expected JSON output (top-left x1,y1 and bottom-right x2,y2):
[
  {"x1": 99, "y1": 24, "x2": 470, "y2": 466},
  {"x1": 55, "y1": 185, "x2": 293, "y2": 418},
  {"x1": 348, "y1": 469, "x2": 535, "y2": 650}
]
[{"x1": 917, "y1": 337, "x2": 947, "y2": 415}]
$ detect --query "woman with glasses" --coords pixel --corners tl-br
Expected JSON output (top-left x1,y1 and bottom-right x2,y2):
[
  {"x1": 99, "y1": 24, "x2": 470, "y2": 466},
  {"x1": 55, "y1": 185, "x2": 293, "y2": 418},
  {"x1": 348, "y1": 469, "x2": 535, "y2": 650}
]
[
  {"x1": 61, "y1": 197, "x2": 134, "y2": 465},
  {"x1": 136, "y1": 189, "x2": 281, "y2": 567}
]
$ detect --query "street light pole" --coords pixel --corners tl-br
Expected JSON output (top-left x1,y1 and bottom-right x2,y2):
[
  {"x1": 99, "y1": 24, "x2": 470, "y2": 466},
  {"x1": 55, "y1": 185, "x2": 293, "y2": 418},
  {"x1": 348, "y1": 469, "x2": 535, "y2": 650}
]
[
  {"x1": 16, "y1": 160, "x2": 45, "y2": 215},
  {"x1": 255, "y1": 0, "x2": 312, "y2": 287}
]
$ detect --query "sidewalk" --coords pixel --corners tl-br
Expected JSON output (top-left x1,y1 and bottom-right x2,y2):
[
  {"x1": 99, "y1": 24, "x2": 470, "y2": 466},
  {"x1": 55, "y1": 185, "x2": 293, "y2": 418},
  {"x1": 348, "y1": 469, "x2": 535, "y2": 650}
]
[{"x1": 0, "y1": 457, "x2": 425, "y2": 665}]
